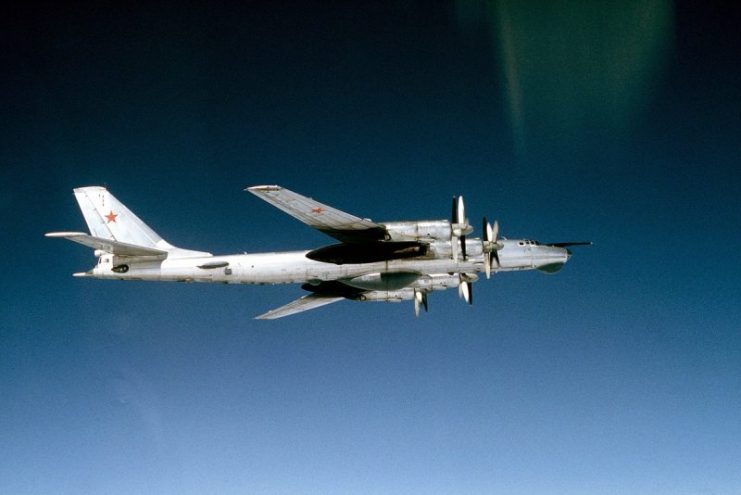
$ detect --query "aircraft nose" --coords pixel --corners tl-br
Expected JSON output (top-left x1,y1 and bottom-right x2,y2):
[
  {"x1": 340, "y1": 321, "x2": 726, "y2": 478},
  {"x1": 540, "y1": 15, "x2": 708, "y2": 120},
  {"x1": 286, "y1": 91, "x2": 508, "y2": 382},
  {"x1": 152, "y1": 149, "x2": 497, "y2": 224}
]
[{"x1": 561, "y1": 248, "x2": 572, "y2": 262}]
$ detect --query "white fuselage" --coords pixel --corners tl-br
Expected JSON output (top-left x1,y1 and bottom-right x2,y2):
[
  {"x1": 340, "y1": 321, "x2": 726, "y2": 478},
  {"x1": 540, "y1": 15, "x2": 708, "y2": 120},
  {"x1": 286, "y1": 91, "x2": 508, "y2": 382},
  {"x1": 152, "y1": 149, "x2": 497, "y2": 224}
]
[{"x1": 85, "y1": 238, "x2": 570, "y2": 285}]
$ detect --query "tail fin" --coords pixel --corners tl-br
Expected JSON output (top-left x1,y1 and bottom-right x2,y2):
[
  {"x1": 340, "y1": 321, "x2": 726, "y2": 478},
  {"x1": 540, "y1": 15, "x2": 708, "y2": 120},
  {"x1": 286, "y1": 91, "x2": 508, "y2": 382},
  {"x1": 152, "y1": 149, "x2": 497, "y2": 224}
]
[
  {"x1": 47, "y1": 186, "x2": 211, "y2": 259},
  {"x1": 73, "y1": 186, "x2": 172, "y2": 250}
]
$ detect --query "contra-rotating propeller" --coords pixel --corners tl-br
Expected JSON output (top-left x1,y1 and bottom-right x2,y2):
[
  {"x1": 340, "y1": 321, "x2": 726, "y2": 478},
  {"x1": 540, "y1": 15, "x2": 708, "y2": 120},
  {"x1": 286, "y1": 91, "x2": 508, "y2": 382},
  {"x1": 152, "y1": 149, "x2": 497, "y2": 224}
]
[
  {"x1": 451, "y1": 195, "x2": 473, "y2": 261},
  {"x1": 481, "y1": 217, "x2": 503, "y2": 279}
]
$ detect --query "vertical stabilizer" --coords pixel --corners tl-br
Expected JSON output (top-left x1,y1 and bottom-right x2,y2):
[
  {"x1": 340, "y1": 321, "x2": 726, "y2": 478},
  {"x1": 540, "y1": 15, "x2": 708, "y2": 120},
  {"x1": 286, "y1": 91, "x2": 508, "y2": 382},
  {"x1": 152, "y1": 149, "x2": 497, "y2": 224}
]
[
  {"x1": 47, "y1": 186, "x2": 211, "y2": 259},
  {"x1": 70, "y1": 186, "x2": 211, "y2": 259},
  {"x1": 73, "y1": 186, "x2": 173, "y2": 250}
]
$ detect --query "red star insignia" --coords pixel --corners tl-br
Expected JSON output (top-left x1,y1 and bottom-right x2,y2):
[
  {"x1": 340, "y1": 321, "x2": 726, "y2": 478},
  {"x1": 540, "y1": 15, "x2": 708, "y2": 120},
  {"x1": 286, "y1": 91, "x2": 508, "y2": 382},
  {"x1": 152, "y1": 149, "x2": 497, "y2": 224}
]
[
  {"x1": 311, "y1": 207, "x2": 323, "y2": 214},
  {"x1": 105, "y1": 211, "x2": 118, "y2": 223}
]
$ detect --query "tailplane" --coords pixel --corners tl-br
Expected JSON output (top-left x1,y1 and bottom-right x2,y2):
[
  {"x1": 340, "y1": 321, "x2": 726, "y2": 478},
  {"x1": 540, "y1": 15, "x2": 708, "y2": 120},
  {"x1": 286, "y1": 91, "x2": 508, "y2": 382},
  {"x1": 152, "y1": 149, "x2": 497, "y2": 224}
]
[{"x1": 47, "y1": 186, "x2": 210, "y2": 259}]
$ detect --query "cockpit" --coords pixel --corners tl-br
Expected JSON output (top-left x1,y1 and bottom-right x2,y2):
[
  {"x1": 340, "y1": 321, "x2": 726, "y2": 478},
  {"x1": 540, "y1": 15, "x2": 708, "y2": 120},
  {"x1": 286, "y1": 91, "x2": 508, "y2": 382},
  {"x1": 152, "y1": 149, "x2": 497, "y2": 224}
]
[{"x1": 517, "y1": 240, "x2": 540, "y2": 246}]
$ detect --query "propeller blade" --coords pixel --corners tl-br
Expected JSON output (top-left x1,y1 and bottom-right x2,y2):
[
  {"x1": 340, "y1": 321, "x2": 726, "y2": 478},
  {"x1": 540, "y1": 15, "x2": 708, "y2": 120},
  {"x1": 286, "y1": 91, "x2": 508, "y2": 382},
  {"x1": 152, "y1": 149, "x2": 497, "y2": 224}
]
[
  {"x1": 481, "y1": 217, "x2": 492, "y2": 278},
  {"x1": 451, "y1": 196, "x2": 459, "y2": 261},
  {"x1": 458, "y1": 276, "x2": 473, "y2": 305},
  {"x1": 414, "y1": 290, "x2": 428, "y2": 317},
  {"x1": 460, "y1": 197, "x2": 468, "y2": 259},
  {"x1": 464, "y1": 281, "x2": 472, "y2": 304},
  {"x1": 451, "y1": 195, "x2": 470, "y2": 261},
  {"x1": 491, "y1": 220, "x2": 501, "y2": 267},
  {"x1": 484, "y1": 217, "x2": 493, "y2": 242},
  {"x1": 481, "y1": 218, "x2": 501, "y2": 276}
]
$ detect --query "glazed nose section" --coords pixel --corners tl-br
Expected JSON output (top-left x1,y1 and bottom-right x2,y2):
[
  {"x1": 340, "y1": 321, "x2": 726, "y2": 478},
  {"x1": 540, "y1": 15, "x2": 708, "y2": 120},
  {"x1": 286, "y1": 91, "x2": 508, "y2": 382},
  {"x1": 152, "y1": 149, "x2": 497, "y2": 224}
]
[{"x1": 539, "y1": 242, "x2": 590, "y2": 273}]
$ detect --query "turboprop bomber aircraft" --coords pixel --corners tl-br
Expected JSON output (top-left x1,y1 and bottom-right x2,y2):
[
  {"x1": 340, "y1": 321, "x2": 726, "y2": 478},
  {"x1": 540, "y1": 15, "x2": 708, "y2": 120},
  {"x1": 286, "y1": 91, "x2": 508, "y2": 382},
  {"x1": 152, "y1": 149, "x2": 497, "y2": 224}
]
[{"x1": 47, "y1": 186, "x2": 590, "y2": 319}]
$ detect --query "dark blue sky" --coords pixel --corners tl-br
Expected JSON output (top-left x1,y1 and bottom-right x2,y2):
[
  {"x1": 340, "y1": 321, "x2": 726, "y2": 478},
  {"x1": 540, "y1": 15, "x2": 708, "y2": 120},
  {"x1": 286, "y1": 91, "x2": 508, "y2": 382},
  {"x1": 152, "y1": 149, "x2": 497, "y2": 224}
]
[{"x1": 2, "y1": 2, "x2": 740, "y2": 494}]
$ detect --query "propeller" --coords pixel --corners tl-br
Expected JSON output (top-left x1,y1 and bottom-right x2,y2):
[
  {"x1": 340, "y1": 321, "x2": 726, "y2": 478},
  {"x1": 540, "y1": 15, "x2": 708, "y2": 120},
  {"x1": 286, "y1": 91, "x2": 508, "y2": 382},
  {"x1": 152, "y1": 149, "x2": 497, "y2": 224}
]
[
  {"x1": 414, "y1": 289, "x2": 428, "y2": 317},
  {"x1": 451, "y1": 195, "x2": 472, "y2": 261},
  {"x1": 481, "y1": 217, "x2": 503, "y2": 279}
]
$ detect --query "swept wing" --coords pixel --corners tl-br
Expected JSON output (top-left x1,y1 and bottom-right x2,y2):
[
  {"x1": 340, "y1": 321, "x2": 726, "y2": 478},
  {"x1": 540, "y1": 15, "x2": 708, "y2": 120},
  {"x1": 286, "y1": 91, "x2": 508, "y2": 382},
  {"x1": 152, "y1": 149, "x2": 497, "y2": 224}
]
[
  {"x1": 255, "y1": 294, "x2": 345, "y2": 320},
  {"x1": 246, "y1": 185, "x2": 388, "y2": 243}
]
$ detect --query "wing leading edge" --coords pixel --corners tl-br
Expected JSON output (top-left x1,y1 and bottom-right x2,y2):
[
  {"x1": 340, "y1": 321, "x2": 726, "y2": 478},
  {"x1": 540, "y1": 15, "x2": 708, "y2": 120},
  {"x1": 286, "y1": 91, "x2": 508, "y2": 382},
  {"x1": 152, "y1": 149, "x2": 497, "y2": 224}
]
[{"x1": 246, "y1": 185, "x2": 387, "y2": 243}]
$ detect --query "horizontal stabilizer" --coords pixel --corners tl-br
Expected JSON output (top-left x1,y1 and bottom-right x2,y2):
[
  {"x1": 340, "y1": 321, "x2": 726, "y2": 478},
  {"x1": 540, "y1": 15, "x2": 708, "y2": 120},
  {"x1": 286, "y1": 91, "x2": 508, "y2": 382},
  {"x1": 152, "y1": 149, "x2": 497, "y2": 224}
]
[
  {"x1": 45, "y1": 232, "x2": 168, "y2": 258},
  {"x1": 256, "y1": 294, "x2": 345, "y2": 320}
]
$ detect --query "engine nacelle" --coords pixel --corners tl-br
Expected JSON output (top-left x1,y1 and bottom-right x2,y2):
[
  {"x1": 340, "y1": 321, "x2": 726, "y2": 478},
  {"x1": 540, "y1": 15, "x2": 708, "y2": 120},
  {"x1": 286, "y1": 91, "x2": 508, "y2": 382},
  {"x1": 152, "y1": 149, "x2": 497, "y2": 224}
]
[
  {"x1": 353, "y1": 289, "x2": 416, "y2": 302},
  {"x1": 343, "y1": 272, "x2": 420, "y2": 291},
  {"x1": 384, "y1": 220, "x2": 451, "y2": 242}
]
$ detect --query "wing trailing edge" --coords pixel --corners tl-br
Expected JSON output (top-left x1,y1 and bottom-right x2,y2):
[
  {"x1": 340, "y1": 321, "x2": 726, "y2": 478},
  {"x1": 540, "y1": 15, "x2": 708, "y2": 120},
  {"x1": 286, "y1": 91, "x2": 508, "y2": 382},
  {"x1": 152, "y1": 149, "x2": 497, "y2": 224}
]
[{"x1": 255, "y1": 294, "x2": 346, "y2": 320}]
